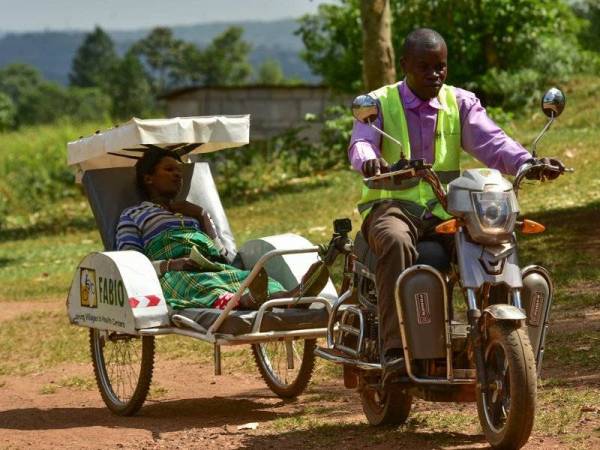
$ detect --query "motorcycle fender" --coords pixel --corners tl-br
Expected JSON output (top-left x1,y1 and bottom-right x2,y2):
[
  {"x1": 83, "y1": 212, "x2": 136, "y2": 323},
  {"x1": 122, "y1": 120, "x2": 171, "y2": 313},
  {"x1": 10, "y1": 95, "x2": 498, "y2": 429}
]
[{"x1": 482, "y1": 304, "x2": 526, "y2": 321}]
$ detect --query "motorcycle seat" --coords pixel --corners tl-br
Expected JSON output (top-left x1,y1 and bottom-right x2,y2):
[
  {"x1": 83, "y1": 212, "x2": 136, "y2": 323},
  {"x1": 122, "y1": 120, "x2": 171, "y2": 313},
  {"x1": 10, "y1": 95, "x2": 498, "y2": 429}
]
[{"x1": 354, "y1": 231, "x2": 451, "y2": 274}]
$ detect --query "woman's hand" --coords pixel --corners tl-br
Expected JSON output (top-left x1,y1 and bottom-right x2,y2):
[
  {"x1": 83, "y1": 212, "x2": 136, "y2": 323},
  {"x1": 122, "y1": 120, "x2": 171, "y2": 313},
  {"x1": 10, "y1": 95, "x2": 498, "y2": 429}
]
[
  {"x1": 163, "y1": 257, "x2": 201, "y2": 272},
  {"x1": 169, "y1": 200, "x2": 204, "y2": 221},
  {"x1": 169, "y1": 200, "x2": 219, "y2": 239}
]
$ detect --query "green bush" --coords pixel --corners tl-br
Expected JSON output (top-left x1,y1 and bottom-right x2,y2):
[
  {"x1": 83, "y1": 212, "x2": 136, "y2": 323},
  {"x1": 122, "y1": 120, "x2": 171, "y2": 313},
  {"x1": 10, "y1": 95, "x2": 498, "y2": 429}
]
[
  {"x1": 0, "y1": 93, "x2": 16, "y2": 131},
  {"x1": 0, "y1": 121, "x2": 110, "y2": 217},
  {"x1": 201, "y1": 106, "x2": 353, "y2": 200}
]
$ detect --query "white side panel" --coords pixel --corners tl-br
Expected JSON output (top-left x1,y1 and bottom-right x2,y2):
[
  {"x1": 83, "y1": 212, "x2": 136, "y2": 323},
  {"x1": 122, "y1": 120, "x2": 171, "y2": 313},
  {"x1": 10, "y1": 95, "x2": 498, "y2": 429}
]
[
  {"x1": 238, "y1": 233, "x2": 338, "y2": 304},
  {"x1": 67, "y1": 251, "x2": 169, "y2": 333}
]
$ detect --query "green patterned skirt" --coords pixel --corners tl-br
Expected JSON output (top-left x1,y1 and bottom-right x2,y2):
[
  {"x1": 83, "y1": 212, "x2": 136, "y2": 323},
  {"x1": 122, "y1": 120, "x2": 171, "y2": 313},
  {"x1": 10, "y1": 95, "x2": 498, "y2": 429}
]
[{"x1": 145, "y1": 227, "x2": 285, "y2": 309}]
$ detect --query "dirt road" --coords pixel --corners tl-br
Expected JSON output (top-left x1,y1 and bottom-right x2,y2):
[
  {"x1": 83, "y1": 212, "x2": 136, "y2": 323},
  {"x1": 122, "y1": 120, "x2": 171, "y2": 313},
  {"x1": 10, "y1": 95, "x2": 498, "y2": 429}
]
[{"x1": 0, "y1": 301, "x2": 597, "y2": 449}]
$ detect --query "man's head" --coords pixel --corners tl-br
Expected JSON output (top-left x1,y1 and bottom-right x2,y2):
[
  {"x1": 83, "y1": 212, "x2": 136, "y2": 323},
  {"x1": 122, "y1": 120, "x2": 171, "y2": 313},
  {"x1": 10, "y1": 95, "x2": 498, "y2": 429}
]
[{"x1": 400, "y1": 28, "x2": 448, "y2": 100}]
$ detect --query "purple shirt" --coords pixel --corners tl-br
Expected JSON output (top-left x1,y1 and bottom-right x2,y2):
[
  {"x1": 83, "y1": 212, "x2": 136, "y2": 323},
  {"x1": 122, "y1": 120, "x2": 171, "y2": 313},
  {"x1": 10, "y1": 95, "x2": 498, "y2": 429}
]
[{"x1": 348, "y1": 81, "x2": 531, "y2": 175}]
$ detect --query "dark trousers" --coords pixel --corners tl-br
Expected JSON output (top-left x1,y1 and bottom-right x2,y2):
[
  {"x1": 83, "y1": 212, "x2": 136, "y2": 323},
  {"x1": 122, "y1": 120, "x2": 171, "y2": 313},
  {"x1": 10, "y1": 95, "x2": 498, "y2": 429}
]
[{"x1": 361, "y1": 201, "x2": 446, "y2": 355}]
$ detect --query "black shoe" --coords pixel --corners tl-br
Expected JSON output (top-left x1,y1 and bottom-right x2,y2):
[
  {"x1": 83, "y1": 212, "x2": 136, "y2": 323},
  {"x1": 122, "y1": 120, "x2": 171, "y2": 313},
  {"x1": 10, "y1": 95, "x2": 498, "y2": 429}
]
[{"x1": 247, "y1": 267, "x2": 269, "y2": 308}]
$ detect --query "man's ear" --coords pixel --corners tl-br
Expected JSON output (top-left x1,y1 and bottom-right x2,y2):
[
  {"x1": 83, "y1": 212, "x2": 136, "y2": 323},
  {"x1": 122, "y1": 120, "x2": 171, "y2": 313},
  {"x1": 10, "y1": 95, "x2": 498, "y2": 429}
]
[{"x1": 399, "y1": 56, "x2": 407, "y2": 76}]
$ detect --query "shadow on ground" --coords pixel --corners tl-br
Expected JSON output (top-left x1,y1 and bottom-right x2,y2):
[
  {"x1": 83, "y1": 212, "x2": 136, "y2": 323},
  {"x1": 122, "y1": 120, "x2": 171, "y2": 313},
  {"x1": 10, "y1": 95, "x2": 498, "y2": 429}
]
[
  {"x1": 238, "y1": 423, "x2": 486, "y2": 449},
  {"x1": 0, "y1": 215, "x2": 97, "y2": 243},
  {"x1": 0, "y1": 396, "x2": 292, "y2": 434}
]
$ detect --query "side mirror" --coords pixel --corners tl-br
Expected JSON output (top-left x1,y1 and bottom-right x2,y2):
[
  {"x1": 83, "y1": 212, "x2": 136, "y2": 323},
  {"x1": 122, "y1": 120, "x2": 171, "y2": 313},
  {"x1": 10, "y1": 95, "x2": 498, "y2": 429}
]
[
  {"x1": 351, "y1": 94, "x2": 379, "y2": 123},
  {"x1": 531, "y1": 87, "x2": 566, "y2": 157},
  {"x1": 541, "y1": 87, "x2": 566, "y2": 118}
]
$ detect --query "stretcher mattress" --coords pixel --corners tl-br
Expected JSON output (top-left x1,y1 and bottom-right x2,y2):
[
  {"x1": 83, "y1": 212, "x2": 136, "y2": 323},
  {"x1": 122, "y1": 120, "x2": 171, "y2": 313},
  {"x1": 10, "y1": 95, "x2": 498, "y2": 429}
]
[{"x1": 174, "y1": 307, "x2": 329, "y2": 335}]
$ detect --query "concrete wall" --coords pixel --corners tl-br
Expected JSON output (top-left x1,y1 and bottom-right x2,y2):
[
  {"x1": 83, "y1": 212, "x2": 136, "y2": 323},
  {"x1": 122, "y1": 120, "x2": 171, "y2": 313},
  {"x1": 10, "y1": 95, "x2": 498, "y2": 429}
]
[{"x1": 165, "y1": 86, "x2": 353, "y2": 140}]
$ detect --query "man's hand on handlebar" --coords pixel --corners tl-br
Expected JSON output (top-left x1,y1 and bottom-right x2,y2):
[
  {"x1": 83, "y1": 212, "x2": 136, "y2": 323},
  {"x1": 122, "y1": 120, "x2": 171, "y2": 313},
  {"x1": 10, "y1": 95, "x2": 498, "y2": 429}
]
[
  {"x1": 525, "y1": 157, "x2": 565, "y2": 181},
  {"x1": 362, "y1": 158, "x2": 390, "y2": 177}
]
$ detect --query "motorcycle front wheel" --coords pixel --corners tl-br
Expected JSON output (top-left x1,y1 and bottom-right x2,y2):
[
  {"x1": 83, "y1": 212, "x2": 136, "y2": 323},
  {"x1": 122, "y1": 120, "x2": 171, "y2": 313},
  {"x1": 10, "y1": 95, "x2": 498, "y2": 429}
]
[
  {"x1": 360, "y1": 384, "x2": 412, "y2": 426},
  {"x1": 476, "y1": 322, "x2": 537, "y2": 450}
]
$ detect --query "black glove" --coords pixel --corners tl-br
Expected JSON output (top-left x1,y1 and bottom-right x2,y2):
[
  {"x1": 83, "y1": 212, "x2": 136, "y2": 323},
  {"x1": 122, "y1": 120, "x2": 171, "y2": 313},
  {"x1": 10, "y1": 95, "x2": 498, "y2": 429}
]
[
  {"x1": 525, "y1": 157, "x2": 565, "y2": 181},
  {"x1": 362, "y1": 158, "x2": 390, "y2": 177}
]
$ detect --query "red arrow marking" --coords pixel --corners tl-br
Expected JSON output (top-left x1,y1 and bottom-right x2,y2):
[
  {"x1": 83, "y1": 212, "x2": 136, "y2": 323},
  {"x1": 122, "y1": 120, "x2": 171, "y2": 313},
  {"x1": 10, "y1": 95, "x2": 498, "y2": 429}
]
[
  {"x1": 146, "y1": 295, "x2": 161, "y2": 307},
  {"x1": 129, "y1": 298, "x2": 140, "y2": 308}
]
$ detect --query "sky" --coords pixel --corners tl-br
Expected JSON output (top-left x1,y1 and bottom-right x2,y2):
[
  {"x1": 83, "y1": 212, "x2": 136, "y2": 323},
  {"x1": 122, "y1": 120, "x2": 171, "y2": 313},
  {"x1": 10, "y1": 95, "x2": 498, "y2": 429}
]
[{"x1": 0, "y1": 0, "x2": 335, "y2": 32}]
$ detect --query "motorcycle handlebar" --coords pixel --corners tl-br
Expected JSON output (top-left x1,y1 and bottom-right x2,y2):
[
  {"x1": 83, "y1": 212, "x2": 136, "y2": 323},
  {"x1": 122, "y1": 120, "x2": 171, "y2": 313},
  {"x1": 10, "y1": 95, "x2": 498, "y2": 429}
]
[
  {"x1": 363, "y1": 165, "x2": 448, "y2": 210},
  {"x1": 513, "y1": 161, "x2": 573, "y2": 196}
]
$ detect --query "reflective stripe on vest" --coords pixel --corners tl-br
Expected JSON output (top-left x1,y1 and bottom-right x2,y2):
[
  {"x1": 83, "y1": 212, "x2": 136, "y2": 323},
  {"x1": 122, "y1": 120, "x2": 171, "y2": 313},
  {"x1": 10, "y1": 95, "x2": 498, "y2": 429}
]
[{"x1": 357, "y1": 83, "x2": 462, "y2": 220}]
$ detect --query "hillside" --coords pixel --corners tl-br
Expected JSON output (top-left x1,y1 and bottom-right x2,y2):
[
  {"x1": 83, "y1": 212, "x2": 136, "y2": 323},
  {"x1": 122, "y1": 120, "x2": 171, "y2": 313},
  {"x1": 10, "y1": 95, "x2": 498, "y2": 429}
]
[{"x1": 0, "y1": 19, "x2": 317, "y2": 85}]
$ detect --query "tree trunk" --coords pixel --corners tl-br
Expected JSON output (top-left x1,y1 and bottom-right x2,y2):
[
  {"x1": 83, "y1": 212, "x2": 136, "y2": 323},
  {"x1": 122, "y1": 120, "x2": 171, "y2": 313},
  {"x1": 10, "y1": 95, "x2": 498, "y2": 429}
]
[{"x1": 360, "y1": 0, "x2": 396, "y2": 92}]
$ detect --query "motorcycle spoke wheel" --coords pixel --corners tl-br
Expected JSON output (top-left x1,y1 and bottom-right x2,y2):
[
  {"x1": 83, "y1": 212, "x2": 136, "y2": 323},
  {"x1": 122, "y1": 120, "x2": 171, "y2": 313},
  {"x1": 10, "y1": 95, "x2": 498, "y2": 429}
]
[
  {"x1": 476, "y1": 323, "x2": 536, "y2": 450},
  {"x1": 90, "y1": 329, "x2": 154, "y2": 416},
  {"x1": 252, "y1": 339, "x2": 316, "y2": 398}
]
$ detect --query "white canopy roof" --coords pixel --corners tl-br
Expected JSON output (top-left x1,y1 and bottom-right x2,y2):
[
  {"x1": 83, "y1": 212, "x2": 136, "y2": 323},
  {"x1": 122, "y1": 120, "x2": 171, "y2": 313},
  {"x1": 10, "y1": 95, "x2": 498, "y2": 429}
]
[{"x1": 67, "y1": 116, "x2": 250, "y2": 179}]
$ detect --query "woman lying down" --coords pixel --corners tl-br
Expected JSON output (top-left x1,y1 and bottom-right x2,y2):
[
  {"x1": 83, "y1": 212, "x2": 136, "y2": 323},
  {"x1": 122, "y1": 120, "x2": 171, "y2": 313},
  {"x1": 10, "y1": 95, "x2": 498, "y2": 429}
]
[{"x1": 116, "y1": 147, "x2": 328, "y2": 311}]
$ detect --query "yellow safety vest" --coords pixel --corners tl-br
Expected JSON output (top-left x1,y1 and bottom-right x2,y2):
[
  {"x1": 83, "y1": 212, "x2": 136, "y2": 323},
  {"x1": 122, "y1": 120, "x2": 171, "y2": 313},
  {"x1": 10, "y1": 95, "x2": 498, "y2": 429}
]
[{"x1": 357, "y1": 83, "x2": 462, "y2": 220}]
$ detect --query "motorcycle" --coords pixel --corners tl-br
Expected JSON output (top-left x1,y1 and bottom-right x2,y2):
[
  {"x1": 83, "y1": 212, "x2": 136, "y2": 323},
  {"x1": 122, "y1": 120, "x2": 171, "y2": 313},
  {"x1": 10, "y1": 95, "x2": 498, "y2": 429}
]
[{"x1": 315, "y1": 87, "x2": 570, "y2": 449}]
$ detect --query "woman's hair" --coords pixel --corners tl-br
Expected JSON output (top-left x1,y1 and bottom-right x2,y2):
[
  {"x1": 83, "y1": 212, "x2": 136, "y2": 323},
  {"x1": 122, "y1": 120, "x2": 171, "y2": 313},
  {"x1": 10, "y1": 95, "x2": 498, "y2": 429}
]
[{"x1": 135, "y1": 146, "x2": 181, "y2": 197}]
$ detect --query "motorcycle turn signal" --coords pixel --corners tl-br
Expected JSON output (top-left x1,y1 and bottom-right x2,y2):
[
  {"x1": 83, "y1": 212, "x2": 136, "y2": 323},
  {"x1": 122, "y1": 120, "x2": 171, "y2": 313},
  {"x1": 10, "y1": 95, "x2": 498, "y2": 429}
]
[
  {"x1": 518, "y1": 219, "x2": 546, "y2": 234},
  {"x1": 435, "y1": 219, "x2": 460, "y2": 234}
]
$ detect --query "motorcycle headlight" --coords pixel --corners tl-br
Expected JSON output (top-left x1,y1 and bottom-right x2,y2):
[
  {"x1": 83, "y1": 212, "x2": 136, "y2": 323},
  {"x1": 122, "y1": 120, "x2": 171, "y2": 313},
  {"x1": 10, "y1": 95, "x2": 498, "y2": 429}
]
[{"x1": 471, "y1": 191, "x2": 515, "y2": 234}]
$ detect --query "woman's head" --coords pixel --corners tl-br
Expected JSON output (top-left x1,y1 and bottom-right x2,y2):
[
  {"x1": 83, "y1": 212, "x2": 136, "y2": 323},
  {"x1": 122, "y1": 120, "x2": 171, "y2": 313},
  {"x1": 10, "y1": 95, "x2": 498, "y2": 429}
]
[{"x1": 135, "y1": 147, "x2": 183, "y2": 199}]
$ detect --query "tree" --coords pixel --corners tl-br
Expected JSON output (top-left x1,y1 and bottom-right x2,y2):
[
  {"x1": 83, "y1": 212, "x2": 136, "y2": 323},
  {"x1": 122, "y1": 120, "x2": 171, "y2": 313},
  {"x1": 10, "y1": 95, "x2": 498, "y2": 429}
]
[
  {"x1": 200, "y1": 26, "x2": 253, "y2": 86},
  {"x1": 296, "y1": 1, "x2": 363, "y2": 92},
  {"x1": 131, "y1": 27, "x2": 186, "y2": 92},
  {"x1": 108, "y1": 51, "x2": 153, "y2": 120},
  {"x1": 65, "y1": 87, "x2": 112, "y2": 122},
  {"x1": 257, "y1": 58, "x2": 284, "y2": 84},
  {"x1": 359, "y1": 0, "x2": 396, "y2": 91},
  {"x1": 170, "y1": 42, "x2": 205, "y2": 86},
  {"x1": 0, "y1": 92, "x2": 16, "y2": 131},
  {"x1": 0, "y1": 64, "x2": 49, "y2": 126},
  {"x1": 572, "y1": 0, "x2": 600, "y2": 53},
  {"x1": 297, "y1": 0, "x2": 583, "y2": 106},
  {"x1": 69, "y1": 26, "x2": 118, "y2": 88},
  {"x1": 0, "y1": 63, "x2": 44, "y2": 104}
]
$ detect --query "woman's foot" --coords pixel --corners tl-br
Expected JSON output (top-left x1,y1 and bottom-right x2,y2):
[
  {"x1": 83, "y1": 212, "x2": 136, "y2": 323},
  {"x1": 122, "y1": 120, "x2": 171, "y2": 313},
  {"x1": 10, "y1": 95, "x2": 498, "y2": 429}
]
[
  {"x1": 238, "y1": 267, "x2": 269, "y2": 310},
  {"x1": 288, "y1": 261, "x2": 329, "y2": 299}
]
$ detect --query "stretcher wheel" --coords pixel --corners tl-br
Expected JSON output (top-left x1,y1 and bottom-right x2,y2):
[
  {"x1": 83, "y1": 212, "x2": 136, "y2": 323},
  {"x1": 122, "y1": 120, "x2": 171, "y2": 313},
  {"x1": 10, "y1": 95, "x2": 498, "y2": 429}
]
[
  {"x1": 252, "y1": 338, "x2": 316, "y2": 398},
  {"x1": 90, "y1": 329, "x2": 155, "y2": 415}
]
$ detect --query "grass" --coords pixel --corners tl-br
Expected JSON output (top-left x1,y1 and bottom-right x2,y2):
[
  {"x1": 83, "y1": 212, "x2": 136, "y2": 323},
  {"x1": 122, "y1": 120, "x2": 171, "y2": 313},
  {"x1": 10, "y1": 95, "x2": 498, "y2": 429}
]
[
  {"x1": 39, "y1": 376, "x2": 96, "y2": 395},
  {"x1": 545, "y1": 329, "x2": 600, "y2": 369},
  {"x1": 0, "y1": 312, "x2": 89, "y2": 375}
]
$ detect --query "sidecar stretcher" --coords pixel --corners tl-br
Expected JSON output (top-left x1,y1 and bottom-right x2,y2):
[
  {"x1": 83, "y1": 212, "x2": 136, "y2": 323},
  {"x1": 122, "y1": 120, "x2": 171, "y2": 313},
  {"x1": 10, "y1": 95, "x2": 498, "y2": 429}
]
[{"x1": 66, "y1": 116, "x2": 337, "y2": 413}]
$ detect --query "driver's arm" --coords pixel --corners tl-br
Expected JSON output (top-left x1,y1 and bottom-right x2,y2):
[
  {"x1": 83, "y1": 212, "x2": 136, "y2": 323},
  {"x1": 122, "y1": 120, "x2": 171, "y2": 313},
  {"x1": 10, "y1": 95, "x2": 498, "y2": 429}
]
[
  {"x1": 457, "y1": 88, "x2": 531, "y2": 175},
  {"x1": 348, "y1": 101, "x2": 385, "y2": 175}
]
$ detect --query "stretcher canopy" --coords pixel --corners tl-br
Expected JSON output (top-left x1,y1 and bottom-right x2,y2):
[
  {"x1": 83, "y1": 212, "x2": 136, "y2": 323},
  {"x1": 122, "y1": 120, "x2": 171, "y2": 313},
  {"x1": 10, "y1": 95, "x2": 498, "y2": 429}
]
[{"x1": 67, "y1": 116, "x2": 250, "y2": 180}]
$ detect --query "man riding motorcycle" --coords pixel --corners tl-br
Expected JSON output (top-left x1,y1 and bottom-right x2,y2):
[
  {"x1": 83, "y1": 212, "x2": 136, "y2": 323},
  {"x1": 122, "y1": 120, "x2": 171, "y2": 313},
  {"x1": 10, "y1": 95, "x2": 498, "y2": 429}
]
[{"x1": 348, "y1": 27, "x2": 564, "y2": 373}]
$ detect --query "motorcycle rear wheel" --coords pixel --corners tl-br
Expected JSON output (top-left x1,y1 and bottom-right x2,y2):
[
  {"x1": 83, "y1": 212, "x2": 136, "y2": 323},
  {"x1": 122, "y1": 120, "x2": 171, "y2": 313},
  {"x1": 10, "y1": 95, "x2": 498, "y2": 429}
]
[
  {"x1": 360, "y1": 384, "x2": 412, "y2": 426},
  {"x1": 476, "y1": 322, "x2": 536, "y2": 450}
]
